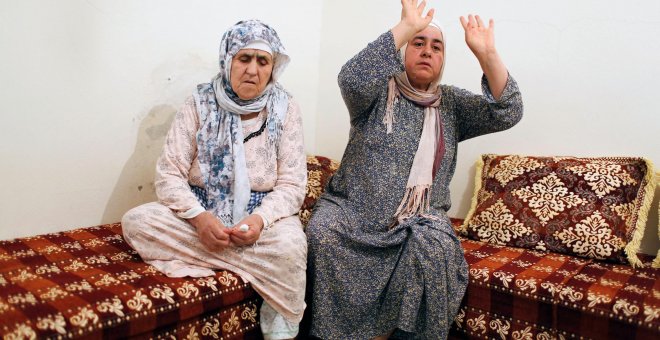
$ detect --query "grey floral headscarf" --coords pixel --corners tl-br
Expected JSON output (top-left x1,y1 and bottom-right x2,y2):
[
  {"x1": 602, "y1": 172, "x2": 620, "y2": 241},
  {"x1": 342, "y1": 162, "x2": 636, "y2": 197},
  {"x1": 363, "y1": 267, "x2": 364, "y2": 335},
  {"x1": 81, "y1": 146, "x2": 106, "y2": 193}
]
[{"x1": 193, "y1": 19, "x2": 290, "y2": 225}]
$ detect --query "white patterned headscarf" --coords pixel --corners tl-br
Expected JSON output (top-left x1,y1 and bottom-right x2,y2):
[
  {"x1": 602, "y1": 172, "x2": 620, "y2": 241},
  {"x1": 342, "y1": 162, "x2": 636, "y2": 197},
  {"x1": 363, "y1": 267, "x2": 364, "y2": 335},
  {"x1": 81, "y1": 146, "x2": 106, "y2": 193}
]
[{"x1": 193, "y1": 19, "x2": 290, "y2": 225}]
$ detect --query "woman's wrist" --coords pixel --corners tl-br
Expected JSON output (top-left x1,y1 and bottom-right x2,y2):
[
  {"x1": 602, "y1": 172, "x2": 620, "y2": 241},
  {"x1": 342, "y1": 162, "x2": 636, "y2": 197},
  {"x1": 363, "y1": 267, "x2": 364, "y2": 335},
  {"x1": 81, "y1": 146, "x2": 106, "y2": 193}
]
[
  {"x1": 253, "y1": 213, "x2": 267, "y2": 232},
  {"x1": 188, "y1": 211, "x2": 212, "y2": 229},
  {"x1": 391, "y1": 22, "x2": 417, "y2": 50},
  {"x1": 177, "y1": 205, "x2": 206, "y2": 220},
  {"x1": 475, "y1": 48, "x2": 500, "y2": 68}
]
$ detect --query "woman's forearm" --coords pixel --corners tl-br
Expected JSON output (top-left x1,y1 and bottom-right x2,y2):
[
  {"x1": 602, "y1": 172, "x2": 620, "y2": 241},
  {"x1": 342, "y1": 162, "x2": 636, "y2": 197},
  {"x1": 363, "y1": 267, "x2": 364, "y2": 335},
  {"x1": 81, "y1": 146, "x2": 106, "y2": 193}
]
[{"x1": 476, "y1": 50, "x2": 508, "y2": 100}]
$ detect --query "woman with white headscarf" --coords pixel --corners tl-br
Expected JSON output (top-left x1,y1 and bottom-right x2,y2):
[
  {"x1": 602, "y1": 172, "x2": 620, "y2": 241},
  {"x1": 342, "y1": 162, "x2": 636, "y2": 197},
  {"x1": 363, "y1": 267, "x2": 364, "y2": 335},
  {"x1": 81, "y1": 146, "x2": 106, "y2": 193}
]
[
  {"x1": 122, "y1": 20, "x2": 306, "y2": 339},
  {"x1": 305, "y1": 0, "x2": 523, "y2": 338}
]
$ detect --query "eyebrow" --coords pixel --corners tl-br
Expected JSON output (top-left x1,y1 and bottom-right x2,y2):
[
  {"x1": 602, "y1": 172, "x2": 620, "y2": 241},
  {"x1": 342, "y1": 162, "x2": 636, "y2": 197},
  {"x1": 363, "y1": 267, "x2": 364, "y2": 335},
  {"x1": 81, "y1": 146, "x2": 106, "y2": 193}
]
[
  {"x1": 237, "y1": 51, "x2": 273, "y2": 61},
  {"x1": 412, "y1": 36, "x2": 444, "y2": 45}
]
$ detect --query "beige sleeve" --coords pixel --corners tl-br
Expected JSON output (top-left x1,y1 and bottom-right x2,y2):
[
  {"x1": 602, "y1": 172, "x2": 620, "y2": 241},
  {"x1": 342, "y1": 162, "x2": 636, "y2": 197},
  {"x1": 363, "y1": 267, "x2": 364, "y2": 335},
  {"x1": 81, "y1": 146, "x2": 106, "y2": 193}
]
[{"x1": 154, "y1": 96, "x2": 205, "y2": 217}]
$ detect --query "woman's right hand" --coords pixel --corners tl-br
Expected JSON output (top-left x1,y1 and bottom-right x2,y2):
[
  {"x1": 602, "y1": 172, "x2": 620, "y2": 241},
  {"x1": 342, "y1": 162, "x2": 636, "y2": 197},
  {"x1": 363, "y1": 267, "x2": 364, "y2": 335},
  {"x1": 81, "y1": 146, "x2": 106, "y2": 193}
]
[
  {"x1": 188, "y1": 211, "x2": 231, "y2": 251},
  {"x1": 400, "y1": 0, "x2": 434, "y2": 32},
  {"x1": 392, "y1": 0, "x2": 435, "y2": 49}
]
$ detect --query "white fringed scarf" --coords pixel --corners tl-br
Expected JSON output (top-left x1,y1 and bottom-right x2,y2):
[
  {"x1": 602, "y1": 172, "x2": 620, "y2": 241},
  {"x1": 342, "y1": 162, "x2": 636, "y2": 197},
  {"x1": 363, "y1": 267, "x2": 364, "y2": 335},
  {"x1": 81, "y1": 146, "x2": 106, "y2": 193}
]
[{"x1": 385, "y1": 22, "x2": 445, "y2": 225}]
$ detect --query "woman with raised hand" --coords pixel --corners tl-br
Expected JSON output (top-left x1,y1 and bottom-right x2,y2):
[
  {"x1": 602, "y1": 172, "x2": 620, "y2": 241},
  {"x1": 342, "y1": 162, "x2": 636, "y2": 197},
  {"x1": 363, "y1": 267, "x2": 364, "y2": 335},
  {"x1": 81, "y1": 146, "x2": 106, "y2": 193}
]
[{"x1": 306, "y1": 0, "x2": 522, "y2": 338}]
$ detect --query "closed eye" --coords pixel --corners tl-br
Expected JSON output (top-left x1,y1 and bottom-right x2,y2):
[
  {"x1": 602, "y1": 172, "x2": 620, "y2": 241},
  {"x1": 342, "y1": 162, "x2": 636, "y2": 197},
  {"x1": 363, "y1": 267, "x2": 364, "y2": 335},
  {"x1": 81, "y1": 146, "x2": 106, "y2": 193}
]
[{"x1": 257, "y1": 56, "x2": 271, "y2": 66}]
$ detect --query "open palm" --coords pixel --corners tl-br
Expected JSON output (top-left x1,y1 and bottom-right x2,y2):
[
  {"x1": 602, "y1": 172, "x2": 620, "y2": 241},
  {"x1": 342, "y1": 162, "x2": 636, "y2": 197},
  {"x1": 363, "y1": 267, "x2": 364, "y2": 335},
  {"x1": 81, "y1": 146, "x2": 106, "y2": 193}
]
[
  {"x1": 460, "y1": 14, "x2": 496, "y2": 57},
  {"x1": 401, "y1": 0, "x2": 435, "y2": 34}
]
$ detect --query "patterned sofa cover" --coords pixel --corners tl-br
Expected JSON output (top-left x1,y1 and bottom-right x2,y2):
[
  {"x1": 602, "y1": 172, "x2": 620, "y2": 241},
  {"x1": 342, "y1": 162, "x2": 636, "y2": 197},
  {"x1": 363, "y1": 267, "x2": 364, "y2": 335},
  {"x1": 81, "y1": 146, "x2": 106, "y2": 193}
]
[
  {"x1": 449, "y1": 218, "x2": 659, "y2": 339},
  {"x1": 0, "y1": 155, "x2": 657, "y2": 339}
]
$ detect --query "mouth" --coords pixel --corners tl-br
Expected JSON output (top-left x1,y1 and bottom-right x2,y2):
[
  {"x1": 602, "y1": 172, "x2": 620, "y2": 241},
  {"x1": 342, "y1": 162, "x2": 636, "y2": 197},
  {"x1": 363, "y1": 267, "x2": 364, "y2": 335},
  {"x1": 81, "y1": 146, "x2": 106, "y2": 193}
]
[{"x1": 417, "y1": 62, "x2": 432, "y2": 68}]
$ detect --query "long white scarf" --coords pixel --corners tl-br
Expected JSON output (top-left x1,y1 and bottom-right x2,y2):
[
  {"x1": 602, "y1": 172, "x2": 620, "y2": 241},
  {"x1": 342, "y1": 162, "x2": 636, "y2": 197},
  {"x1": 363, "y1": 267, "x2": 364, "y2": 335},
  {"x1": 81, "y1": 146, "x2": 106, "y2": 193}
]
[
  {"x1": 386, "y1": 74, "x2": 443, "y2": 225},
  {"x1": 385, "y1": 22, "x2": 446, "y2": 225}
]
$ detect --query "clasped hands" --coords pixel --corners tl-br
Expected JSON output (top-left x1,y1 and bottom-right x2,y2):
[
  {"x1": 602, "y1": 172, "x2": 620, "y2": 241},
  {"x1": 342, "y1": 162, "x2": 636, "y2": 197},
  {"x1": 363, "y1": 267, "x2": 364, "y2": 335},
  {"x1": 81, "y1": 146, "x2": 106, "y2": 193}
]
[{"x1": 189, "y1": 211, "x2": 264, "y2": 251}]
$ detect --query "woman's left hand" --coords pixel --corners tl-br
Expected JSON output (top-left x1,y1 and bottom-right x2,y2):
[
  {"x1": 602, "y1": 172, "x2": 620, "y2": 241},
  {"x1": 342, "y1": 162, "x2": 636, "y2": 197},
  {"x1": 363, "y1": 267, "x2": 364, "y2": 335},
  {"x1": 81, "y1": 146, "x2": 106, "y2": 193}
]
[
  {"x1": 460, "y1": 14, "x2": 508, "y2": 100},
  {"x1": 460, "y1": 14, "x2": 496, "y2": 60},
  {"x1": 227, "y1": 214, "x2": 265, "y2": 246}
]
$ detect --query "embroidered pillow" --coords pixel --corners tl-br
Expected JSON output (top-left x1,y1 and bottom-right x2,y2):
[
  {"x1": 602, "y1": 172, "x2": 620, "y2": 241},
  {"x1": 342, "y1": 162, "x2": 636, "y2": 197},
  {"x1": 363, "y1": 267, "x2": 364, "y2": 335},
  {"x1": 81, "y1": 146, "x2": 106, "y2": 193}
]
[
  {"x1": 461, "y1": 154, "x2": 655, "y2": 267},
  {"x1": 300, "y1": 155, "x2": 340, "y2": 227}
]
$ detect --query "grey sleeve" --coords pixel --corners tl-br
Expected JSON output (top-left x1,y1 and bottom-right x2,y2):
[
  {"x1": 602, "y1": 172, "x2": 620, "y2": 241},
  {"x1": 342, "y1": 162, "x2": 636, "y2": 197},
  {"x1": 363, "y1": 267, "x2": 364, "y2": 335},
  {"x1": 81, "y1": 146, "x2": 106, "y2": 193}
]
[
  {"x1": 338, "y1": 31, "x2": 405, "y2": 125},
  {"x1": 451, "y1": 74, "x2": 524, "y2": 142}
]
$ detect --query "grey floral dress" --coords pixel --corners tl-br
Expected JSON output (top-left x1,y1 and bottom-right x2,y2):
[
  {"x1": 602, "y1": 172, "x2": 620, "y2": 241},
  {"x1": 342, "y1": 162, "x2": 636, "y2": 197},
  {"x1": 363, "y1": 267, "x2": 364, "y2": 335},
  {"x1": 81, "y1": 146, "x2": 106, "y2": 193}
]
[{"x1": 306, "y1": 31, "x2": 523, "y2": 339}]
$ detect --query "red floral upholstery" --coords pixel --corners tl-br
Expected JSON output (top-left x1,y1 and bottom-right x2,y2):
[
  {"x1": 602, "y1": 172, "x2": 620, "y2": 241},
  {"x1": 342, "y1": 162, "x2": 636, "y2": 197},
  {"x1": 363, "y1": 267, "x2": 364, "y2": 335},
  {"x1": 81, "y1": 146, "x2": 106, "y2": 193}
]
[
  {"x1": 299, "y1": 155, "x2": 340, "y2": 227},
  {"x1": 450, "y1": 219, "x2": 660, "y2": 339},
  {"x1": 1, "y1": 156, "x2": 657, "y2": 339},
  {"x1": 0, "y1": 223, "x2": 261, "y2": 339}
]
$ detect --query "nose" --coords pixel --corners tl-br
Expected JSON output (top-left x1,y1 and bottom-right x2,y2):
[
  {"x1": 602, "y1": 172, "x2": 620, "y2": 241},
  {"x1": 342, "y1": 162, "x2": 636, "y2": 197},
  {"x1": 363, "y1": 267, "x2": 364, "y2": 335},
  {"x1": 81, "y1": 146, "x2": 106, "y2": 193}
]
[
  {"x1": 245, "y1": 60, "x2": 258, "y2": 75},
  {"x1": 421, "y1": 44, "x2": 432, "y2": 57}
]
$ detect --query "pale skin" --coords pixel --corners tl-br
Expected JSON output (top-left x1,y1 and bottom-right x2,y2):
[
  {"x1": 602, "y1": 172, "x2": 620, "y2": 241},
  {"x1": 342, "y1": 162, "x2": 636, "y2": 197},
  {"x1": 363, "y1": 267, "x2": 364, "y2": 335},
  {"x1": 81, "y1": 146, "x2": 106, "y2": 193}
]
[
  {"x1": 391, "y1": 0, "x2": 509, "y2": 99},
  {"x1": 187, "y1": 48, "x2": 275, "y2": 251}
]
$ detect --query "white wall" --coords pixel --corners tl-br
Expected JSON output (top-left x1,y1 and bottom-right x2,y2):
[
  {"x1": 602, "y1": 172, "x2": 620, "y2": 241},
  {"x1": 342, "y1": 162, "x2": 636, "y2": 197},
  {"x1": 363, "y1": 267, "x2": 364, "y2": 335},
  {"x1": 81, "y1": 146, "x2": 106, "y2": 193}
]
[
  {"x1": 315, "y1": 0, "x2": 660, "y2": 254},
  {"x1": 0, "y1": 0, "x2": 322, "y2": 239},
  {"x1": 1, "y1": 0, "x2": 658, "y2": 255}
]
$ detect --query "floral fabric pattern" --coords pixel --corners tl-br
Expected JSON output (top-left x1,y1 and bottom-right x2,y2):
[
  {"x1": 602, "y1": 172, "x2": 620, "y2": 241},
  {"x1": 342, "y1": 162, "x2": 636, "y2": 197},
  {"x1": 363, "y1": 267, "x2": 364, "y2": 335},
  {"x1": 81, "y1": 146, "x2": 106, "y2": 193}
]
[
  {"x1": 0, "y1": 156, "x2": 321, "y2": 339},
  {"x1": 0, "y1": 223, "x2": 261, "y2": 339},
  {"x1": 553, "y1": 211, "x2": 624, "y2": 259},
  {"x1": 299, "y1": 155, "x2": 339, "y2": 226},
  {"x1": 472, "y1": 199, "x2": 532, "y2": 245},
  {"x1": 463, "y1": 154, "x2": 655, "y2": 266},
  {"x1": 450, "y1": 217, "x2": 660, "y2": 340},
  {"x1": 512, "y1": 173, "x2": 586, "y2": 225}
]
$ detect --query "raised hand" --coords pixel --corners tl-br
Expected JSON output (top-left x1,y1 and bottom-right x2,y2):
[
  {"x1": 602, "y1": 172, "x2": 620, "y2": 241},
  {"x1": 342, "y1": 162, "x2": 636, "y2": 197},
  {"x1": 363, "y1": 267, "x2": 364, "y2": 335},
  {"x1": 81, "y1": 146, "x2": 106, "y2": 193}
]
[
  {"x1": 392, "y1": 0, "x2": 435, "y2": 49},
  {"x1": 460, "y1": 14, "x2": 496, "y2": 59},
  {"x1": 459, "y1": 14, "x2": 508, "y2": 100},
  {"x1": 401, "y1": 0, "x2": 435, "y2": 35}
]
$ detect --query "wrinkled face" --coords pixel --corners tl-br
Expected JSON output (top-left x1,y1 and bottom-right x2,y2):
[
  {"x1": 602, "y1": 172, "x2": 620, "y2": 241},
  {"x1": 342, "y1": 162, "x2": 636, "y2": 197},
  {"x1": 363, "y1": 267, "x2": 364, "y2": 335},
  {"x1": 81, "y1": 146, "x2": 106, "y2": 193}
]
[
  {"x1": 404, "y1": 26, "x2": 444, "y2": 91},
  {"x1": 230, "y1": 48, "x2": 274, "y2": 100}
]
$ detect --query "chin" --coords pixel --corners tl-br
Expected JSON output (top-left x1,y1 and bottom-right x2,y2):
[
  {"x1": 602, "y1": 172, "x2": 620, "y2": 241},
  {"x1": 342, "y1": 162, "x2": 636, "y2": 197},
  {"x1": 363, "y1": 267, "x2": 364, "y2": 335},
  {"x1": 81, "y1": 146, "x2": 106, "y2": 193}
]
[
  {"x1": 412, "y1": 70, "x2": 433, "y2": 79},
  {"x1": 236, "y1": 89, "x2": 259, "y2": 100}
]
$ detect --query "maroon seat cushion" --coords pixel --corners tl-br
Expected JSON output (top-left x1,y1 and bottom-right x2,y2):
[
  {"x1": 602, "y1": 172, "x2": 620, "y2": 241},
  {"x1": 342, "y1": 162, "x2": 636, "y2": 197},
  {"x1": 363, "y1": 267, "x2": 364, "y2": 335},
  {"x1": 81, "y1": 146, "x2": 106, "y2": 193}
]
[
  {"x1": 450, "y1": 219, "x2": 660, "y2": 339},
  {"x1": 0, "y1": 223, "x2": 261, "y2": 339}
]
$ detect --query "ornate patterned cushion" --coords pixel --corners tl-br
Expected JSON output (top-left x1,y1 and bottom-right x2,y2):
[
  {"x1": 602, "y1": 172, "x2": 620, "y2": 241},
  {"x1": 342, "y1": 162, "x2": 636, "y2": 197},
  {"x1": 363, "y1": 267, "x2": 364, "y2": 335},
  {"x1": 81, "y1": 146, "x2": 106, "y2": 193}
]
[
  {"x1": 461, "y1": 154, "x2": 656, "y2": 267},
  {"x1": 300, "y1": 155, "x2": 340, "y2": 227}
]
